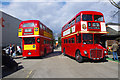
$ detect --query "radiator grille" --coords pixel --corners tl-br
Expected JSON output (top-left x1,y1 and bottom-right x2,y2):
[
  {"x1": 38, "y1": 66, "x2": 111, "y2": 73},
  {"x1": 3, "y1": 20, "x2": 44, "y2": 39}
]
[{"x1": 90, "y1": 49, "x2": 102, "y2": 59}]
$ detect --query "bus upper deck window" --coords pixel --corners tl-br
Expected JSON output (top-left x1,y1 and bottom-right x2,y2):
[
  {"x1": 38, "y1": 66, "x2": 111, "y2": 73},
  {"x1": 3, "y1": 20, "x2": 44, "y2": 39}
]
[
  {"x1": 82, "y1": 14, "x2": 92, "y2": 21},
  {"x1": 23, "y1": 23, "x2": 35, "y2": 27},
  {"x1": 43, "y1": 26, "x2": 45, "y2": 30},
  {"x1": 94, "y1": 15, "x2": 103, "y2": 21},
  {"x1": 40, "y1": 24, "x2": 42, "y2": 29},
  {"x1": 76, "y1": 15, "x2": 81, "y2": 23}
]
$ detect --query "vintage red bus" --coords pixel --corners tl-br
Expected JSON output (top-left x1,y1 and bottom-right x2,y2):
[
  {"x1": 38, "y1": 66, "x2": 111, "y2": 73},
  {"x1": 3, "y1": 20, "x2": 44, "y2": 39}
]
[
  {"x1": 18, "y1": 20, "x2": 53, "y2": 57},
  {"x1": 61, "y1": 11, "x2": 108, "y2": 62}
]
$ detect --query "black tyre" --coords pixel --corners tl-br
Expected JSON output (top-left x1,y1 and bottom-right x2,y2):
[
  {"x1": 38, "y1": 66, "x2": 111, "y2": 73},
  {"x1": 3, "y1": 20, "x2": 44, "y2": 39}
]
[
  {"x1": 44, "y1": 48, "x2": 47, "y2": 57},
  {"x1": 63, "y1": 48, "x2": 66, "y2": 56},
  {"x1": 52, "y1": 48, "x2": 54, "y2": 53},
  {"x1": 75, "y1": 50, "x2": 83, "y2": 63},
  {"x1": 102, "y1": 57, "x2": 106, "y2": 62}
]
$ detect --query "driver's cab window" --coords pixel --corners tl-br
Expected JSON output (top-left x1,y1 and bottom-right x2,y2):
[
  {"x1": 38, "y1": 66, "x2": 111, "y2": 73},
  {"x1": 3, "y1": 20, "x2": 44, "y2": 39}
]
[
  {"x1": 94, "y1": 34, "x2": 101, "y2": 44},
  {"x1": 83, "y1": 34, "x2": 93, "y2": 44}
]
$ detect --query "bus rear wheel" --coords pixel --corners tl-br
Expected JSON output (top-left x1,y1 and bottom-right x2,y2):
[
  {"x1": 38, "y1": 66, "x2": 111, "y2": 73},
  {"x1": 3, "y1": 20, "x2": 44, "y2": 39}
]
[
  {"x1": 51, "y1": 48, "x2": 54, "y2": 53},
  {"x1": 44, "y1": 48, "x2": 47, "y2": 57},
  {"x1": 63, "y1": 48, "x2": 66, "y2": 56},
  {"x1": 75, "y1": 51, "x2": 83, "y2": 63}
]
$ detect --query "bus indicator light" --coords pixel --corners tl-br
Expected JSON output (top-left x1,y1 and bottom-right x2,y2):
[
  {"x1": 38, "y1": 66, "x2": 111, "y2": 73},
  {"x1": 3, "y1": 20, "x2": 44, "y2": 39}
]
[
  {"x1": 33, "y1": 45, "x2": 35, "y2": 48},
  {"x1": 37, "y1": 38, "x2": 40, "y2": 43},
  {"x1": 84, "y1": 51, "x2": 87, "y2": 54},
  {"x1": 104, "y1": 51, "x2": 107, "y2": 54}
]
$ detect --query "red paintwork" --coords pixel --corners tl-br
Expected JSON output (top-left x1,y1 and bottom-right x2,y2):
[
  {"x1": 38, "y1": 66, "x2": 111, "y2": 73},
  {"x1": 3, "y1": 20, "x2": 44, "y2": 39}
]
[
  {"x1": 19, "y1": 20, "x2": 53, "y2": 57},
  {"x1": 0, "y1": 17, "x2": 5, "y2": 27},
  {"x1": 61, "y1": 11, "x2": 108, "y2": 60}
]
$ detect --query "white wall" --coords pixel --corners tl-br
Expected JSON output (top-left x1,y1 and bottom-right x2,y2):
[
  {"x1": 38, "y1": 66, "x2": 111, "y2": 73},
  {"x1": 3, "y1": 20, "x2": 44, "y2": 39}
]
[
  {"x1": 0, "y1": 12, "x2": 2, "y2": 48},
  {"x1": 1, "y1": 11, "x2": 22, "y2": 47},
  {"x1": 108, "y1": 25, "x2": 120, "y2": 32}
]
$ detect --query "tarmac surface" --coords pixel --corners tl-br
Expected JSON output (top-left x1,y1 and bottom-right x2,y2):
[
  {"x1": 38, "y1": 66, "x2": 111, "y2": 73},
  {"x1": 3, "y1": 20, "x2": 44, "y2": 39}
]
[{"x1": 2, "y1": 47, "x2": 119, "y2": 78}]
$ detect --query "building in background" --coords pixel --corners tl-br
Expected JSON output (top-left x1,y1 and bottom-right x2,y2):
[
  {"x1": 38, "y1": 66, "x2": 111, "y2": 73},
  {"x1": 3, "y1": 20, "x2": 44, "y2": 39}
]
[
  {"x1": 0, "y1": 11, "x2": 22, "y2": 48},
  {"x1": 104, "y1": 23, "x2": 120, "y2": 53},
  {"x1": 55, "y1": 41, "x2": 58, "y2": 48}
]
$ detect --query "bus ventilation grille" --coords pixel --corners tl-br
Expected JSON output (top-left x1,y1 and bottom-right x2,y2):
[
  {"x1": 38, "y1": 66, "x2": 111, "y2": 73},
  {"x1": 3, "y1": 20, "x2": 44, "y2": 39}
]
[{"x1": 90, "y1": 49, "x2": 102, "y2": 59}]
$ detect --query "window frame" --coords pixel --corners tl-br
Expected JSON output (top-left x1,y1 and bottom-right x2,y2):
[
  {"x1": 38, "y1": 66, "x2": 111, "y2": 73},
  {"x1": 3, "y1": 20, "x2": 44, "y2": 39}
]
[
  {"x1": 69, "y1": 38, "x2": 71, "y2": 43},
  {"x1": 23, "y1": 23, "x2": 35, "y2": 27},
  {"x1": 71, "y1": 38, "x2": 75, "y2": 43},
  {"x1": 40, "y1": 24, "x2": 42, "y2": 29},
  {"x1": 44, "y1": 40, "x2": 46, "y2": 44},
  {"x1": 71, "y1": 19, "x2": 75, "y2": 25},
  {"x1": 76, "y1": 15, "x2": 81, "y2": 23},
  {"x1": 82, "y1": 14, "x2": 93, "y2": 21},
  {"x1": 94, "y1": 15, "x2": 103, "y2": 21},
  {"x1": 43, "y1": 25, "x2": 46, "y2": 30},
  {"x1": 24, "y1": 37, "x2": 35, "y2": 44}
]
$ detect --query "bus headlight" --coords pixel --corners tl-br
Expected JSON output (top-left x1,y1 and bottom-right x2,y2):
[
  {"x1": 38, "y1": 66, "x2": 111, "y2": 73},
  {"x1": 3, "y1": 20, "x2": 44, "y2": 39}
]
[
  {"x1": 84, "y1": 51, "x2": 87, "y2": 54},
  {"x1": 104, "y1": 51, "x2": 107, "y2": 54},
  {"x1": 28, "y1": 52, "x2": 31, "y2": 55},
  {"x1": 37, "y1": 38, "x2": 40, "y2": 43}
]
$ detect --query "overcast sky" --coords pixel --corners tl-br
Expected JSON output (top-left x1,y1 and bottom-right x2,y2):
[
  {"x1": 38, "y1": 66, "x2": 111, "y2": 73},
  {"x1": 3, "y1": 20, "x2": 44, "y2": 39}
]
[{"x1": 0, "y1": 0, "x2": 120, "y2": 38}]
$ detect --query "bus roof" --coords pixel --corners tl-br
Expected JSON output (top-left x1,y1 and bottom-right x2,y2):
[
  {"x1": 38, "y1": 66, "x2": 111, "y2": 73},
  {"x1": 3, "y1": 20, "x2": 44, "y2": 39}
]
[
  {"x1": 20, "y1": 20, "x2": 39, "y2": 23},
  {"x1": 80, "y1": 11, "x2": 103, "y2": 15},
  {"x1": 19, "y1": 20, "x2": 53, "y2": 34}
]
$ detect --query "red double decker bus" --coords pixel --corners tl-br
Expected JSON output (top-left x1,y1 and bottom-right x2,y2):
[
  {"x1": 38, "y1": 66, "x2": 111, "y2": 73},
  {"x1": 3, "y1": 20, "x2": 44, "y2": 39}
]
[
  {"x1": 18, "y1": 20, "x2": 53, "y2": 57},
  {"x1": 61, "y1": 11, "x2": 108, "y2": 62}
]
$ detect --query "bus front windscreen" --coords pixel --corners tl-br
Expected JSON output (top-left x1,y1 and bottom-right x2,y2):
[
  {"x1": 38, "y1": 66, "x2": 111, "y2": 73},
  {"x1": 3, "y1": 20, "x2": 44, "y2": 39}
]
[
  {"x1": 24, "y1": 38, "x2": 35, "y2": 44},
  {"x1": 94, "y1": 15, "x2": 103, "y2": 21},
  {"x1": 83, "y1": 34, "x2": 93, "y2": 44},
  {"x1": 82, "y1": 14, "x2": 92, "y2": 21},
  {"x1": 23, "y1": 23, "x2": 35, "y2": 27}
]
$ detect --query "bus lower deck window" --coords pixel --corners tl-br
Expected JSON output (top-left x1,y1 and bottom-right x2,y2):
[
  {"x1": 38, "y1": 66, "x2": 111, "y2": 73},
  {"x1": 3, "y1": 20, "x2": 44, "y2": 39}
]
[
  {"x1": 66, "y1": 39, "x2": 68, "y2": 43},
  {"x1": 24, "y1": 38, "x2": 35, "y2": 44},
  {"x1": 72, "y1": 38, "x2": 75, "y2": 43}
]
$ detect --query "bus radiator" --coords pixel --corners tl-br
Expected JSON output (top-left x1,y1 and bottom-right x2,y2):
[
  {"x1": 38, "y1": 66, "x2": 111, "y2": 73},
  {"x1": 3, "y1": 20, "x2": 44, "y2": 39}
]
[{"x1": 90, "y1": 49, "x2": 102, "y2": 59}]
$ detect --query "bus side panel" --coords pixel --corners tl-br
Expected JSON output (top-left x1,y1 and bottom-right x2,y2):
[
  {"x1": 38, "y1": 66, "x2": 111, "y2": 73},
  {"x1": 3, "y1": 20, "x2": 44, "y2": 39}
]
[
  {"x1": 61, "y1": 38, "x2": 64, "y2": 53},
  {"x1": 69, "y1": 35, "x2": 76, "y2": 57},
  {"x1": 35, "y1": 37, "x2": 40, "y2": 56},
  {"x1": 40, "y1": 38, "x2": 44, "y2": 56}
]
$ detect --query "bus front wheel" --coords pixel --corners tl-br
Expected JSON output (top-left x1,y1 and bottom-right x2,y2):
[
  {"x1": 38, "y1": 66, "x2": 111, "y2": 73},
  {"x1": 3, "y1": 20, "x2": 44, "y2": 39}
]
[
  {"x1": 101, "y1": 57, "x2": 106, "y2": 62},
  {"x1": 75, "y1": 50, "x2": 83, "y2": 63}
]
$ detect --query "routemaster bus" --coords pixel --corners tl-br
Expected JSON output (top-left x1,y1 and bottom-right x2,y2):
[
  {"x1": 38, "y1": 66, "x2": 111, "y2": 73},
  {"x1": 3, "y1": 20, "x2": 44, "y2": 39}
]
[
  {"x1": 61, "y1": 11, "x2": 108, "y2": 63},
  {"x1": 18, "y1": 20, "x2": 53, "y2": 57}
]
